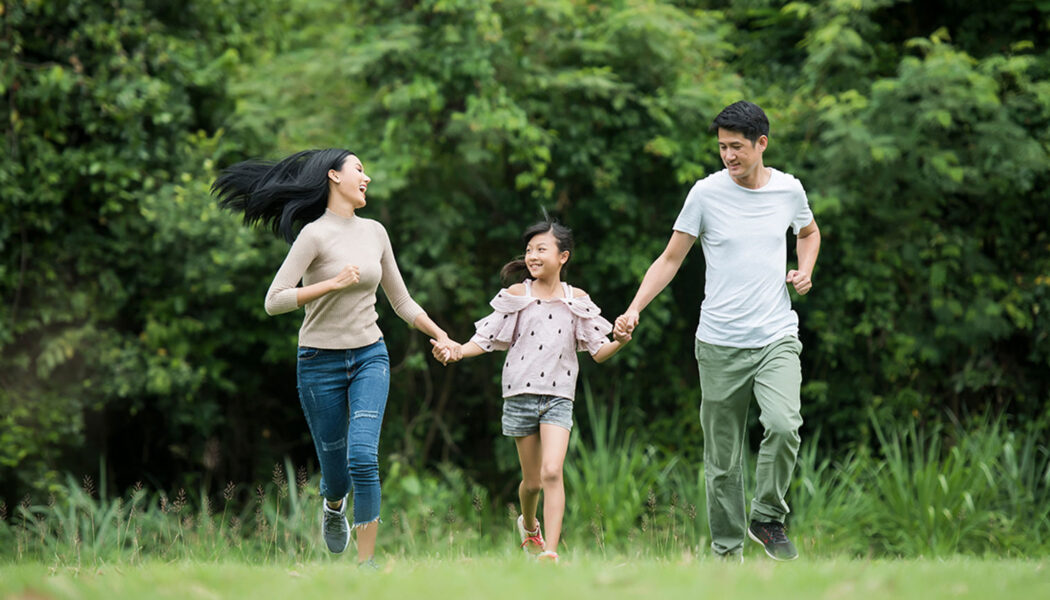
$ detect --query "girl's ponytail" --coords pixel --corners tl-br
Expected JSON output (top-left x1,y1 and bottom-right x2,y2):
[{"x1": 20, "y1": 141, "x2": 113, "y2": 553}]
[{"x1": 499, "y1": 258, "x2": 529, "y2": 286}]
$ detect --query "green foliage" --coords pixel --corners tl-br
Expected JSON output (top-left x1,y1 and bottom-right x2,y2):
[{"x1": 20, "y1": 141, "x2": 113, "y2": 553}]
[
  {"x1": 0, "y1": 0, "x2": 294, "y2": 495},
  {"x1": 2, "y1": 0, "x2": 1050, "y2": 516}
]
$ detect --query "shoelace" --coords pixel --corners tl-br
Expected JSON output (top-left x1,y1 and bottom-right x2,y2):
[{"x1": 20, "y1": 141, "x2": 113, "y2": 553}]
[
  {"x1": 324, "y1": 506, "x2": 345, "y2": 534},
  {"x1": 765, "y1": 523, "x2": 789, "y2": 544},
  {"x1": 521, "y1": 534, "x2": 544, "y2": 548}
]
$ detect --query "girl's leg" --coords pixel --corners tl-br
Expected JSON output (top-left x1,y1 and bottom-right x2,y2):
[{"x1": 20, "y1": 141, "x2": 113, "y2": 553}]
[
  {"x1": 346, "y1": 340, "x2": 390, "y2": 563},
  {"x1": 537, "y1": 423, "x2": 571, "y2": 553},
  {"x1": 514, "y1": 433, "x2": 543, "y2": 531}
]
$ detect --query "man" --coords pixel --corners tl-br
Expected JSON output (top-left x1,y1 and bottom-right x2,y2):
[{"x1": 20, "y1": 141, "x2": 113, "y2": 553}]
[{"x1": 615, "y1": 101, "x2": 821, "y2": 561}]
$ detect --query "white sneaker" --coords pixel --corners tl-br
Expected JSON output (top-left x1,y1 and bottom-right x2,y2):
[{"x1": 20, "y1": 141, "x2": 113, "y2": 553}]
[
  {"x1": 536, "y1": 550, "x2": 559, "y2": 563},
  {"x1": 516, "y1": 514, "x2": 545, "y2": 555}
]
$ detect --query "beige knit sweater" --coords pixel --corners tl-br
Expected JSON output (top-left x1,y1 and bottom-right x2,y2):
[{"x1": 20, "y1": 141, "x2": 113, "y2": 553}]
[{"x1": 265, "y1": 210, "x2": 425, "y2": 349}]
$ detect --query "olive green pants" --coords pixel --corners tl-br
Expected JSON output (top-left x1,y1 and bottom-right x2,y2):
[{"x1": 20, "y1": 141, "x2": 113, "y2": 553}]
[{"x1": 695, "y1": 336, "x2": 803, "y2": 556}]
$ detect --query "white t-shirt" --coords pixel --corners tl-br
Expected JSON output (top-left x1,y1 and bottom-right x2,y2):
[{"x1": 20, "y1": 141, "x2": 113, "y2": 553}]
[{"x1": 673, "y1": 168, "x2": 813, "y2": 348}]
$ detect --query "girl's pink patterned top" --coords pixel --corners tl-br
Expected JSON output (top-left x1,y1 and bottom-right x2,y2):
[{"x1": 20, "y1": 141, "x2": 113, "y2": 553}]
[{"x1": 470, "y1": 280, "x2": 613, "y2": 400}]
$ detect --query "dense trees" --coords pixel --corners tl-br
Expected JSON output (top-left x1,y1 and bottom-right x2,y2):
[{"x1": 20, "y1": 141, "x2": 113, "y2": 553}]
[{"x1": 3, "y1": 0, "x2": 1048, "y2": 503}]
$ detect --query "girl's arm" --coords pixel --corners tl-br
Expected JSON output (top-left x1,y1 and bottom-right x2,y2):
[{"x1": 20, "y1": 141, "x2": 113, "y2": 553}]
[{"x1": 591, "y1": 338, "x2": 628, "y2": 364}]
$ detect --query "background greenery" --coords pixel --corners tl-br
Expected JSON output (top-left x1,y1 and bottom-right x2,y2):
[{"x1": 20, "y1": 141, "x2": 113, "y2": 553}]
[{"x1": 2, "y1": 0, "x2": 1049, "y2": 558}]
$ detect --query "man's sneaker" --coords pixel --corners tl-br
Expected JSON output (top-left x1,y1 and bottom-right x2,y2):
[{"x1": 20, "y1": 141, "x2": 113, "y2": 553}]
[
  {"x1": 357, "y1": 558, "x2": 379, "y2": 571},
  {"x1": 747, "y1": 520, "x2": 798, "y2": 561},
  {"x1": 716, "y1": 550, "x2": 744, "y2": 564},
  {"x1": 516, "y1": 514, "x2": 545, "y2": 555},
  {"x1": 321, "y1": 497, "x2": 350, "y2": 553}
]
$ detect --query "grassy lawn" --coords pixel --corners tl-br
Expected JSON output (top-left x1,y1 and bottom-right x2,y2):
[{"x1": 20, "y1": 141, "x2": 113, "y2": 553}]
[{"x1": 2, "y1": 555, "x2": 1047, "y2": 600}]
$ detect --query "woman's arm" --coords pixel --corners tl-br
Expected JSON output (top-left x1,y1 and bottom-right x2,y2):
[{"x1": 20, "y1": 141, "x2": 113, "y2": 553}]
[{"x1": 415, "y1": 313, "x2": 452, "y2": 345}]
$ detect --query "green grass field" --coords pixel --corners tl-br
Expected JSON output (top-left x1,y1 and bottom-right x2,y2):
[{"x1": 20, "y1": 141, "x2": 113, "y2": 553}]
[{"x1": 2, "y1": 556, "x2": 1048, "y2": 600}]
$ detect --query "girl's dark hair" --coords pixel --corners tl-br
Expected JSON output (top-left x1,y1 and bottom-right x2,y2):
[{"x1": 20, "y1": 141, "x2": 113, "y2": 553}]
[
  {"x1": 499, "y1": 220, "x2": 574, "y2": 285},
  {"x1": 211, "y1": 148, "x2": 354, "y2": 243}
]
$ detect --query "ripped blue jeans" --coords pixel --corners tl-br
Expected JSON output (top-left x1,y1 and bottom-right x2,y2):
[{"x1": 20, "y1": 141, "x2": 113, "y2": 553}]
[{"x1": 296, "y1": 338, "x2": 389, "y2": 527}]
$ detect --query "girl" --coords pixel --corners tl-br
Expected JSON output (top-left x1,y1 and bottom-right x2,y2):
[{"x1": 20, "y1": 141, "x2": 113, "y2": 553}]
[
  {"x1": 212, "y1": 149, "x2": 454, "y2": 568},
  {"x1": 432, "y1": 221, "x2": 630, "y2": 563}
]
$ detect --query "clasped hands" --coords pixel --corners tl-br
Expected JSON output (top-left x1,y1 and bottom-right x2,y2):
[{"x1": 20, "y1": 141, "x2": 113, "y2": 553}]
[{"x1": 430, "y1": 339, "x2": 463, "y2": 365}]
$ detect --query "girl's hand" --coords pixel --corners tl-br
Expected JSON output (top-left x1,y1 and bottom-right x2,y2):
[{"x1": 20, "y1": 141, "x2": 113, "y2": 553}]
[
  {"x1": 329, "y1": 265, "x2": 360, "y2": 290},
  {"x1": 613, "y1": 328, "x2": 632, "y2": 344},
  {"x1": 430, "y1": 339, "x2": 462, "y2": 365},
  {"x1": 614, "y1": 310, "x2": 639, "y2": 337}
]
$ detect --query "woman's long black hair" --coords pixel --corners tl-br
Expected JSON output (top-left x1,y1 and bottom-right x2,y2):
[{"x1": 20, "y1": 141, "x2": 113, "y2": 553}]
[
  {"x1": 499, "y1": 220, "x2": 574, "y2": 285},
  {"x1": 211, "y1": 148, "x2": 354, "y2": 243}
]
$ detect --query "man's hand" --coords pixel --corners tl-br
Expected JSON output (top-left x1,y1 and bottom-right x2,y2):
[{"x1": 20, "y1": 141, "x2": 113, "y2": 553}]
[
  {"x1": 786, "y1": 270, "x2": 812, "y2": 295},
  {"x1": 615, "y1": 310, "x2": 640, "y2": 337}
]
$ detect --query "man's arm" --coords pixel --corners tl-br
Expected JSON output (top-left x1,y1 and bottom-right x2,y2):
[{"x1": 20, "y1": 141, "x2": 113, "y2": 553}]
[
  {"x1": 615, "y1": 230, "x2": 696, "y2": 335},
  {"x1": 786, "y1": 219, "x2": 820, "y2": 295}
]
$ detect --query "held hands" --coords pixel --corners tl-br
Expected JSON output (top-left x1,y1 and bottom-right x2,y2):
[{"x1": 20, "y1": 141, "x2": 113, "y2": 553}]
[
  {"x1": 786, "y1": 270, "x2": 812, "y2": 295},
  {"x1": 614, "y1": 310, "x2": 639, "y2": 341},
  {"x1": 429, "y1": 339, "x2": 463, "y2": 366},
  {"x1": 329, "y1": 264, "x2": 360, "y2": 290}
]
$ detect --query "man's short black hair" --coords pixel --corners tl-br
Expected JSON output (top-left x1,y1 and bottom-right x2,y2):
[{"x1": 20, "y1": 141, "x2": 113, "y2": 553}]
[{"x1": 709, "y1": 101, "x2": 769, "y2": 144}]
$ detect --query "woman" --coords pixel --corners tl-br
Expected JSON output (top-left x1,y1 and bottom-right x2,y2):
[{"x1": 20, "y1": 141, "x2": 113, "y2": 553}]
[{"x1": 213, "y1": 148, "x2": 452, "y2": 568}]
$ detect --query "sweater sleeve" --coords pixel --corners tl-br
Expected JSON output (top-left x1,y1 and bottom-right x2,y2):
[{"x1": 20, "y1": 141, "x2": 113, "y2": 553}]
[
  {"x1": 377, "y1": 222, "x2": 426, "y2": 326},
  {"x1": 264, "y1": 230, "x2": 318, "y2": 316}
]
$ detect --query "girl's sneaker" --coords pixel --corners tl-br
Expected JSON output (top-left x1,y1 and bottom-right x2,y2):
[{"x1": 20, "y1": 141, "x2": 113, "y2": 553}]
[
  {"x1": 516, "y1": 515, "x2": 545, "y2": 555},
  {"x1": 536, "y1": 551, "x2": 559, "y2": 563}
]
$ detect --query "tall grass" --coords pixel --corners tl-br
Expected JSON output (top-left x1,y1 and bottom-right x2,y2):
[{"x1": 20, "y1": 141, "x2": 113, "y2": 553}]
[{"x1": 2, "y1": 394, "x2": 1048, "y2": 566}]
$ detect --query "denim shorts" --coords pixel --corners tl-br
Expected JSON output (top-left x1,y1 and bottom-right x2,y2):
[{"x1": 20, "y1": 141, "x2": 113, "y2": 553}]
[{"x1": 501, "y1": 394, "x2": 574, "y2": 437}]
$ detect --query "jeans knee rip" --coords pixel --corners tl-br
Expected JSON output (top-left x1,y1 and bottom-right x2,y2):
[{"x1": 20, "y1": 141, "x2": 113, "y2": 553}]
[
  {"x1": 320, "y1": 437, "x2": 347, "y2": 452},
  {"x1": 353, "y1": 410, "x2": 380, "y2": 420}
]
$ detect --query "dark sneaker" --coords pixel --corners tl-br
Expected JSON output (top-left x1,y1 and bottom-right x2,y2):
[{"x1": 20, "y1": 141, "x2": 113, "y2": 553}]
[
  {"x1": 358, "y1": 558, "x2": 379, "y2": 571},
  {"x1": 716, "y1": 549, "x2": 744, "y2": 564},
  {"x1": 322, "y1": 498, "x2": 350, "y2": 553},
  {"x1": 747, "y1": 521, "x2": 798, "y2": 561}
]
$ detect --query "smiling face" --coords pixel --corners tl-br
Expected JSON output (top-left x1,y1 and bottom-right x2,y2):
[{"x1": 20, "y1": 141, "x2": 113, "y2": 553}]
[
  {"x1": 524, "y1": 230, "x2": 569, "y2": 281},
  {"x1": 717, "y1": 128, "x2": 767, "y2": 188},
  {"x1": 328, "y1": 154, "x2": 370, "y2": 210}
]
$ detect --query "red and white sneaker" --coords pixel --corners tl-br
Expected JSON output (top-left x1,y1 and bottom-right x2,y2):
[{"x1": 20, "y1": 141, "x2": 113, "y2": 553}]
[
  {"x1": 517, "y1": 515, "x2": 545, "y2": 555},
  {"x1": 536, "y1": 550, "x2": 559, "y2": 563}
]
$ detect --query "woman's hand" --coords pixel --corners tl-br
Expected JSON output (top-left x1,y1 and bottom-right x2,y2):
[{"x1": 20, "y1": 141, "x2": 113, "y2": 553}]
[
  {"x1": 329, "y1": 264, "x2": 360, "y2": 290},
  {"x1": 613, "y1": 328, "x2": 632, "y2": 344},
  {"x1": 430, "y1": 339, "x2": 462, "y2": 365}
]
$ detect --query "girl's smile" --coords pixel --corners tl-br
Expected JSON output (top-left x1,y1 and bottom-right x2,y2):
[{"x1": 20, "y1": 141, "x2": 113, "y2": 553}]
[{"x1": 524, "y1": 231, "x2": 569, "y2": 281}]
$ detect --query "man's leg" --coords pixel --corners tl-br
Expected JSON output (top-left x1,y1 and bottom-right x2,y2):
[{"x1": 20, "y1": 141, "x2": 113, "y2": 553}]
[
  {"x1": 696, "y1": 339, "x2": 753, "y2": 556},
  {"x1": 748, "y1": 336, "x2": 803, "y2": 561},
  {"x1": 750, "y1": 336, "x2": 803, "y2": 524}
]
